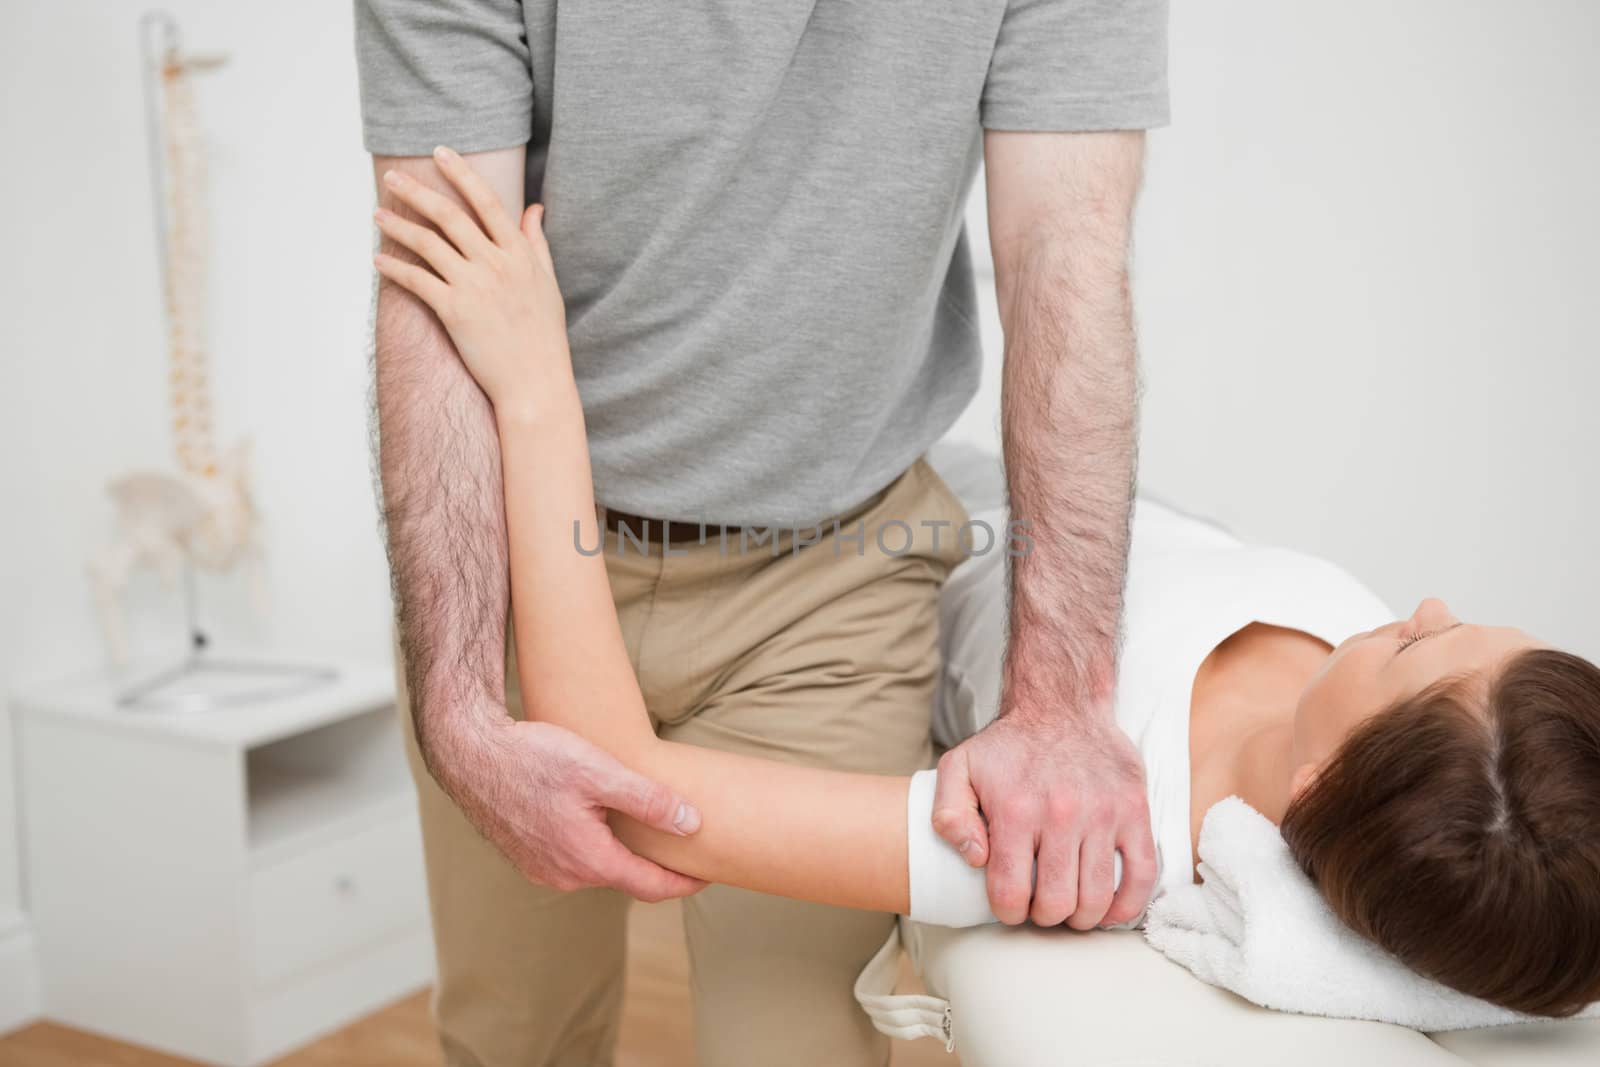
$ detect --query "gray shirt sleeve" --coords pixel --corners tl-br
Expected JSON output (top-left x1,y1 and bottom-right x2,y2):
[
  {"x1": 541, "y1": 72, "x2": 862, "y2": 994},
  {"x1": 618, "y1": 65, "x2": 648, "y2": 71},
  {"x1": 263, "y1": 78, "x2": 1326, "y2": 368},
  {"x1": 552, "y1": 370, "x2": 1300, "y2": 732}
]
[
  {"x1": 354, "y1": 0, "x2": 533, "y2": 156},
  {"x1": 981, "y1": 0, "x2": 1170, "y2": 131}
]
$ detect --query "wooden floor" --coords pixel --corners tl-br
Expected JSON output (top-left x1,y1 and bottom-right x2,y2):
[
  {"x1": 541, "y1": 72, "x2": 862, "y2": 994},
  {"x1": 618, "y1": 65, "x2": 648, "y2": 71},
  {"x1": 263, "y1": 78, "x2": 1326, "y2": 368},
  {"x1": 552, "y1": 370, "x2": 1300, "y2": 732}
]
[{"x1": 0, "y1": 900, "x2": 958, "y2": 1067}]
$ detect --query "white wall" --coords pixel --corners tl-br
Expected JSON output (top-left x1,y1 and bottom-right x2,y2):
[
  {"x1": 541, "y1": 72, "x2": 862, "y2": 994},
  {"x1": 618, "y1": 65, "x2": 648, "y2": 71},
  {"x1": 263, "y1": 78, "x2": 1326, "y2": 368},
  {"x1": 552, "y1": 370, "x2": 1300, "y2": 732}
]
[
  {"x1": 1, "y1": 0, "x2": 1596, "y2": 1030},
  {"x1": 952, "y1": 0, "x2": 1600, "y2": 661}
]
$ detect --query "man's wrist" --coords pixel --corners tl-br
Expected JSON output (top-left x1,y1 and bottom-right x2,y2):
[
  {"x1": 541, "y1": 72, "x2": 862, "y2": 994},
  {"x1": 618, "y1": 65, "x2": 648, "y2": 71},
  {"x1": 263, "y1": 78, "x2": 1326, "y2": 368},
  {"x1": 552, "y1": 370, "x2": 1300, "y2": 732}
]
[
  {"x1": 415, "y1": 692, "x2": 514, "y2": 800},
  {"x1": 1001, "y1": 631, "x2": 1117, "y2": 723}
]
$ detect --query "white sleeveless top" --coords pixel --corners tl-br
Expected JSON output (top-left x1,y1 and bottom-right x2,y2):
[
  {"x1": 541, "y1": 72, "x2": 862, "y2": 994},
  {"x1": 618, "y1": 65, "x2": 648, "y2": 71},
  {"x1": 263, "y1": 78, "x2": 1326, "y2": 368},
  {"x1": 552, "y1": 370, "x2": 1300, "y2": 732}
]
[{"x1": 908, "y1": 498, "x2": 1395, "y2": 927}]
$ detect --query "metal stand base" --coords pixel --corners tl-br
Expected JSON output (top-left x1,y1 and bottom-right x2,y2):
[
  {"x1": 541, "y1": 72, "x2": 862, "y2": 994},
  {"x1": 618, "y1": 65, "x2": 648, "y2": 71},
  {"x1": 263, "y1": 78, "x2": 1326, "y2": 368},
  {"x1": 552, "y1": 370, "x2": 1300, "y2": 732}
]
[
  {"x1": 116, "y1": 562, "x2": 337, "y2": 713},
  {"x1": 117, "y1": 633, "x2": 339, "y2": 713}
]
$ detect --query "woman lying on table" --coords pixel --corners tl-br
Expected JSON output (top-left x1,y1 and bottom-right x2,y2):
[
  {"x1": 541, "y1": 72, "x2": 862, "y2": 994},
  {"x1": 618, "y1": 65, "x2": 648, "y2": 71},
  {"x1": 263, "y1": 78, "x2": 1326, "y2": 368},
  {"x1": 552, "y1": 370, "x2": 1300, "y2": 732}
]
[{"x1": 371, "y1": 149, "x2": 1600, "y2": 1019}]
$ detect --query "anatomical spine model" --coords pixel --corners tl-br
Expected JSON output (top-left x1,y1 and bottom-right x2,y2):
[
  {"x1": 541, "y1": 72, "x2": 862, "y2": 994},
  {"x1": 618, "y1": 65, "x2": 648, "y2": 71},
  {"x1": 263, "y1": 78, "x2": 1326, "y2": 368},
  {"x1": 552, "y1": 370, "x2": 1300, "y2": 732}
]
[{"x1": 89, "y1": 17, "x2": 264, "y2": 664}]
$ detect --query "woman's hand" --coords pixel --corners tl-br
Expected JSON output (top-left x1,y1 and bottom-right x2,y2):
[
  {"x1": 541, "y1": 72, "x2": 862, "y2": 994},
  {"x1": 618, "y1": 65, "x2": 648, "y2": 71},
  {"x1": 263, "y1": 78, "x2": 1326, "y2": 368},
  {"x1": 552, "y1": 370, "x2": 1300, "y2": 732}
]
[{"x1": 373, "y1": 146, "x2": 570, "y2": 416}]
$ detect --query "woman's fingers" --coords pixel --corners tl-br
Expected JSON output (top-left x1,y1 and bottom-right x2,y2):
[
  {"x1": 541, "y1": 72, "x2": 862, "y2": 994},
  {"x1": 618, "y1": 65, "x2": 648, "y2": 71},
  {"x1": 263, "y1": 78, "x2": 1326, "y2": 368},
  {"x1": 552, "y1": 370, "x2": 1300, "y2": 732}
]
[
  {"x1": 374, "y1": 208, "x2": 463, "y2": 282},
  {"x1": 521, "y1": 203, "x2": 555, "y2": 274},
  {"x1": 382, "y1": 168, "x2": 493, "y2": 259},
  {"x1": 432, "y1": 145, "x2": 518, "y2": 248},
  {"x1": 373, "y1": 252, "x2": 450, "y2": 314}
]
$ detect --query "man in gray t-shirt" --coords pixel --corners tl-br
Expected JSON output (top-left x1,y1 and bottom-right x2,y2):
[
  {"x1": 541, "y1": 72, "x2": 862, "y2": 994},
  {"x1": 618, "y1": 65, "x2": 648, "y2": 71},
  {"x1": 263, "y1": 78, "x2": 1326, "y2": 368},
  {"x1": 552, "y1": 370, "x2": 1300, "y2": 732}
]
[{"x1": 358, "y1": 1, "x2": 1168, "y2": 1062}]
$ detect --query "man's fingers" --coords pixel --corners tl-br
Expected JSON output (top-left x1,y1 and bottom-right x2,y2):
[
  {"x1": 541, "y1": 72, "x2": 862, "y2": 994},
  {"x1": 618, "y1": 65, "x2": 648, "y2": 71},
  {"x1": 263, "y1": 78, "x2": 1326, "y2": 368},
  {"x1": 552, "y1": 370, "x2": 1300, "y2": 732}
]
[
  {"x1": 931, "y1": 748, "x2": 989, "y2": 866},
  {"x1": 1102, "y1": 815, "x2": 1159, "y2": 927},
  {"x1": 983, "y1": 813, "x2": 1036, "y2": 925},
  {"x1": 1066, "y1": 829, "x2": 1117, "y2": 931},
  {"x1": 1027, "y1": 826, "x2": 1080, "y2": 927},
  {"x1": 598, "y1": 766, "x2": 702, "y2": 837},
  {"x1": 594, "y1": 837, "x2": 707, "y2": 904}
]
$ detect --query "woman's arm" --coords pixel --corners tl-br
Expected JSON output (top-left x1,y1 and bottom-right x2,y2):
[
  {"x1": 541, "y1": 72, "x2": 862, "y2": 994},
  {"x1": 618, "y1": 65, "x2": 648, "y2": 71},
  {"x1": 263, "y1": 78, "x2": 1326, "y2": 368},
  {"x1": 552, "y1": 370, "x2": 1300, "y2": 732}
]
[
  {"x1": 374, "y1": 147, "x2": 913, "y2": 913},
  {"x1": 492, "y1": 395, "x2": 912, "y2": 910}
]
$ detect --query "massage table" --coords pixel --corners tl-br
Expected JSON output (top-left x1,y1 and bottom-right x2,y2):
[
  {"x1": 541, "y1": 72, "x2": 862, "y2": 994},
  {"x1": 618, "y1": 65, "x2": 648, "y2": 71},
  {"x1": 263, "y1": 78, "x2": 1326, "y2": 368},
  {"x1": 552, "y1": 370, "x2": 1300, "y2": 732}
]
[
  {"x1": 888, "y1": 446, "x2": 1599, "y2": 1064},
  {"x1": 857, "y1": 919, "x2": 1600, "y2": 1066}
]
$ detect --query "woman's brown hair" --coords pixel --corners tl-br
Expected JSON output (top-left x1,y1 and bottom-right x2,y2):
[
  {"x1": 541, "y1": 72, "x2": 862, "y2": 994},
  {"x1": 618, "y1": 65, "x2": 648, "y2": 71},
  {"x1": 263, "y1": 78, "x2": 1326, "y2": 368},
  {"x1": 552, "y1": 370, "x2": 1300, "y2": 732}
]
[{"x1": 1281, "y1": 647, "x2": 1600, "y2": 1017}]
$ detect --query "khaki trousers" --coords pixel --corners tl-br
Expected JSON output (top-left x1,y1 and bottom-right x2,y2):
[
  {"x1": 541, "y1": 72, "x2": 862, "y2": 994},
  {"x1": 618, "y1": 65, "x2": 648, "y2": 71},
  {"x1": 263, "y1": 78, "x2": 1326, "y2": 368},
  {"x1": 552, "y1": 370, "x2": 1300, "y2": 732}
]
[{"x1": 398, "y1": 458, "x2": 969, "y2": 1067}]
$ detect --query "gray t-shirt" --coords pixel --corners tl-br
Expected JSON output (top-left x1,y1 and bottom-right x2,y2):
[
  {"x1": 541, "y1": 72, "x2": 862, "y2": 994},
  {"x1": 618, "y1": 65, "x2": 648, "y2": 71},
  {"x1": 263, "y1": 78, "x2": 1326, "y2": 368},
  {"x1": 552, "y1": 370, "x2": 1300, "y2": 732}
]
[{"x1": 356, "y1": 0, "x2": 1169, "y2": 526}]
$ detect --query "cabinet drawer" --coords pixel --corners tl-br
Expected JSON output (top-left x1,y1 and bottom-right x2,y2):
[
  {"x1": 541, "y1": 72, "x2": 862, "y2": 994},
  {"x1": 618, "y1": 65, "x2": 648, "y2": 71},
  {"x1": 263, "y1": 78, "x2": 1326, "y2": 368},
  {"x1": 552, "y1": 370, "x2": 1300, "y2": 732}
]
[{"x1": 248, "y1": 816, "x2": 427, "y2": 988}]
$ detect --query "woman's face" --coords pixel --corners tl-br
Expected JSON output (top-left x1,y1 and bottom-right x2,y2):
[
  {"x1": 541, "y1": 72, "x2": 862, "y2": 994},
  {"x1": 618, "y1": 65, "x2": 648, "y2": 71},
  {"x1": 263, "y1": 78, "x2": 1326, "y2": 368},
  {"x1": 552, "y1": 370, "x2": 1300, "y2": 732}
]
[{"x1": 1289, "y1": 598, "x2": 1543, "y2": 793}]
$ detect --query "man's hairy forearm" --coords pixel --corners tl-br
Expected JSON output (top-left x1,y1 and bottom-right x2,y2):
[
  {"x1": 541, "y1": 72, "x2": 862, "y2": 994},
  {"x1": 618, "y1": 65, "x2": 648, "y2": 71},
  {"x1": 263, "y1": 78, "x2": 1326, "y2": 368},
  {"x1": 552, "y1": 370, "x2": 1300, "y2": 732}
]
[
  {"x1": 370, "y1": 151, "x2": 525, "y2": 785},
  {"x1": 996, "y1": 139, "x2": 1144, "y2": 720},
  {"x1": 375, "y1": 287, "x2": 510, "y2": 777}
]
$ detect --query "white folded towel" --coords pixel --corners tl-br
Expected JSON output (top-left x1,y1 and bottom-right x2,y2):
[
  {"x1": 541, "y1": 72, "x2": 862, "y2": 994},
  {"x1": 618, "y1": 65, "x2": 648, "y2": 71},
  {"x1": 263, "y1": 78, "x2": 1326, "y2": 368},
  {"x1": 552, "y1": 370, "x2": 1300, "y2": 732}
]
[{"x1": 1143, "y1": 796, "x2": 1600, "y2": 1032}]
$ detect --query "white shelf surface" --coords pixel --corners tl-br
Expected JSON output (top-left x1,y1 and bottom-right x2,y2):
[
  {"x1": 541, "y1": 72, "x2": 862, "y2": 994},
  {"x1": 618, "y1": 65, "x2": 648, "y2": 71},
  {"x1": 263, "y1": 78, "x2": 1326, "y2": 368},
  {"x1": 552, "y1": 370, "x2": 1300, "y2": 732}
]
[{"x1": 10, "y1": 658, "x2": 396, "y2": 750}]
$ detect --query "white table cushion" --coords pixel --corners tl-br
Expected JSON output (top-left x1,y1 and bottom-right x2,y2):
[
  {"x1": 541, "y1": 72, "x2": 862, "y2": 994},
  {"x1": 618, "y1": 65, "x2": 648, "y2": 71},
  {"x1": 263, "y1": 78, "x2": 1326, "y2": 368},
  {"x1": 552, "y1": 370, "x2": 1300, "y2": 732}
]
[{"x1": 877, "y1": 920, "x2": 1600, "y2": 1066}]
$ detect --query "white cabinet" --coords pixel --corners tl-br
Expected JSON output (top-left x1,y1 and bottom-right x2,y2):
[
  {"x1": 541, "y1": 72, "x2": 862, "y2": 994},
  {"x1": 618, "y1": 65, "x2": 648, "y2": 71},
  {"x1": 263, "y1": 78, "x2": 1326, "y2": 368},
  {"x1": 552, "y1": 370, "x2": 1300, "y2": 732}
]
[{"x1": 13, "y1": 662, "x2": 433, "y2": 1065}]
